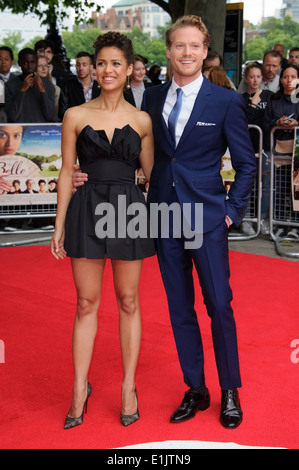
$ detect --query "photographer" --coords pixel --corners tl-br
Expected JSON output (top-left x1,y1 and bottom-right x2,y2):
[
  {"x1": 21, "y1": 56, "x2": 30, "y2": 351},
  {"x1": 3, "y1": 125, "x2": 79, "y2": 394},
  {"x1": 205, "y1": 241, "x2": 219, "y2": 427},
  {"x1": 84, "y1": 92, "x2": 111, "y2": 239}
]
[{"x1": 4, "y1": 48, "x2": 57, "y2": 123}]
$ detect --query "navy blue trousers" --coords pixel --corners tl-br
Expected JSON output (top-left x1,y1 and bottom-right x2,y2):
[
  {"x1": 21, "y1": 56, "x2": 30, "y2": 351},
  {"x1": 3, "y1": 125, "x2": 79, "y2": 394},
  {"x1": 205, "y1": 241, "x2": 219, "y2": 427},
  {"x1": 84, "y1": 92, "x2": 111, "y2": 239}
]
[{"x1": 155, "y1": 196, "x2": 242, "y2": 391}]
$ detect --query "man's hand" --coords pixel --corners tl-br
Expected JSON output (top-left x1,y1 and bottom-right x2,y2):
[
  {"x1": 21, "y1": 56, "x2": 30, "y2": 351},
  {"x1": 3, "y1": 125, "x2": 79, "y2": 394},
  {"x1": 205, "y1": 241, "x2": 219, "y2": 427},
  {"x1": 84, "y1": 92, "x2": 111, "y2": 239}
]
[
  {"x1": 72, "y1": 164, "x2": 88, "y2": 193},
  {"x1": 21, "y1": 73, "x2": 35, "y2": 92},
  {"x1": 225, "y1": 215, "x2": 233, "y2": 228},
  {"x1": 0, "y1": 173, "x2": 12, "y2": 193},
  {"x1": 33, "y1": 73, "x2": 46, "y2": 93}
]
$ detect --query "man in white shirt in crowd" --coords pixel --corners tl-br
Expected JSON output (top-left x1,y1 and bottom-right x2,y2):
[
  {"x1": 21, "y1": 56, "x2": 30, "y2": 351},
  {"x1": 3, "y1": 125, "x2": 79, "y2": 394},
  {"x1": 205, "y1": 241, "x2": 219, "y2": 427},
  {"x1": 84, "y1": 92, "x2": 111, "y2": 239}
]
[
  {"x1": 238, "y1": 50, "x2": 282, "y2": 93},
  {"x1": 64, "y1": 52, "x2": 100, "y2": 109}
]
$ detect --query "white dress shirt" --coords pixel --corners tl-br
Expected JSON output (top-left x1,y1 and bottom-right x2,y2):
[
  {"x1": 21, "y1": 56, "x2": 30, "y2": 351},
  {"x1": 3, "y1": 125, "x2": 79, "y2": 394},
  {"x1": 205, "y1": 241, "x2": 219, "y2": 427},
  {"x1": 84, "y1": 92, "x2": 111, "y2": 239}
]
[
  {"x1": 163, "y1": 74, "x2": 204, "y2": 146},
  {"x1": 162, "y1": 74, "x2": 233, "y2": 226}
]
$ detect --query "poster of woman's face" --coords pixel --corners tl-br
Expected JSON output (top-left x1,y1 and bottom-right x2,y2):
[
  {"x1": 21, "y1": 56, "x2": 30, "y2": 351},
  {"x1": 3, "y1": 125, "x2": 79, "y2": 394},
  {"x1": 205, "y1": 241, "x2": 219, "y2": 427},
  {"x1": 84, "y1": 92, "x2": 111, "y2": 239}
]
[{"x1": 0, "y1": 125, "x2": 23, "y2": 156}]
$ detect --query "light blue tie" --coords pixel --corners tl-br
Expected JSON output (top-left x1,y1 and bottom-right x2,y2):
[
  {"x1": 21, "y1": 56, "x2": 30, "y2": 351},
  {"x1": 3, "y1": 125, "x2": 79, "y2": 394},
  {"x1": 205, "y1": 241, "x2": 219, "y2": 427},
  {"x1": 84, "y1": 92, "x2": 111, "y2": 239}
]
[{"x1": 168, "y1": 87, "x2": 183, "y2": 144}]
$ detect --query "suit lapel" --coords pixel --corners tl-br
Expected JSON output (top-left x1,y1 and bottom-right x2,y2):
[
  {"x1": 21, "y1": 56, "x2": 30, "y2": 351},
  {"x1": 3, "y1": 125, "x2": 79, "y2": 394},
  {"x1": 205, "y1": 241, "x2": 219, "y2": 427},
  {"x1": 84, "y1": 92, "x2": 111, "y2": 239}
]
[
  {"x1": 156, "y1": 82, "x2": 174, "y2": 149},
  {"x1": 177, "y1": 78, "x2": 212, "y2": 150}
]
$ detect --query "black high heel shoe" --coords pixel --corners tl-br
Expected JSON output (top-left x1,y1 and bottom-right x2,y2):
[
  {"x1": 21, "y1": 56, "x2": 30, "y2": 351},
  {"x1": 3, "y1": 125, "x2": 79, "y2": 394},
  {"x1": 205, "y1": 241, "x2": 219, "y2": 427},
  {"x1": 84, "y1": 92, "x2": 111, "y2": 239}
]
[
  {"x1": 120, "y1": 388, "x2": 139, "y2": 426},
  {"x1": 64, "y1": 382, "x2": 92, "y2": 429}
]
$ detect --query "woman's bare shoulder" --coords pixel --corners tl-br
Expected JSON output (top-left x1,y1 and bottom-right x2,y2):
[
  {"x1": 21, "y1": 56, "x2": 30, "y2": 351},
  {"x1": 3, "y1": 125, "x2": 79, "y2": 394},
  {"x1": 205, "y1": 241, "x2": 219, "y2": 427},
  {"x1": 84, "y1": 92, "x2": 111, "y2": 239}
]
[
  {"x1": 62, "y1": 105, "x2": 92, "y2": 132},
  {"x1": 136, "y1": 110, "x2": 153, "y2": 135},
  {"x1": 132, "y1": 108, "x2": 152, "y2": 125},
  {"x1": 63, "y1": 104, "x2": 90, "y2": 120}
]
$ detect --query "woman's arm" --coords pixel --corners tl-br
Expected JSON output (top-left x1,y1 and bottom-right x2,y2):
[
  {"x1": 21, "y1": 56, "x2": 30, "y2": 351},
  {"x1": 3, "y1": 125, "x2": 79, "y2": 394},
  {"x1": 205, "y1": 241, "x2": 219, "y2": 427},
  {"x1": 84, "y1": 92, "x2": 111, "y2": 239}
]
[
  {"x1": 138, "y1": 112, "x2": 154, "y2": 182},
  {"x1": 51, "y1": 109, "x2": 78, "y2": 259}
]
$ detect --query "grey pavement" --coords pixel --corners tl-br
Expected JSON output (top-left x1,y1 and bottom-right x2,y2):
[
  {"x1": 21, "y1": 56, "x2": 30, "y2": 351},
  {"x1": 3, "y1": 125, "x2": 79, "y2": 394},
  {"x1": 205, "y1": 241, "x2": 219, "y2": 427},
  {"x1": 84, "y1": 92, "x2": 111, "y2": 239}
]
[{"x1": 228, "y1": 233, "x2": 299, "y2": 261}]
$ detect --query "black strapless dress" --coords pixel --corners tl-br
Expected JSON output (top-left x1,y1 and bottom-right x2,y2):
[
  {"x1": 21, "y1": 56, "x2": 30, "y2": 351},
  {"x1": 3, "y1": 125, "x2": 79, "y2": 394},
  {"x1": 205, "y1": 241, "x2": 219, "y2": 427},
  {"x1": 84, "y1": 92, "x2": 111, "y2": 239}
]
[{"x1": 64, "y1": 124, "x2": 155, "y2": 260}]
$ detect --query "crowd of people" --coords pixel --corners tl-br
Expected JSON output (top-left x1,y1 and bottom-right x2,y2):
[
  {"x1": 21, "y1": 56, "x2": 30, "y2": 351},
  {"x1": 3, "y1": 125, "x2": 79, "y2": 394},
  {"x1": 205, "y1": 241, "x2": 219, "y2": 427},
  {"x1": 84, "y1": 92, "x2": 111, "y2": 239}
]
[
  {"x1": 0, "y1": 40, "x2": 166, "y2": 125},
  {"x1": 1, "y1": 38, "x2": 298, "y2": 237},
  {"x1": 203, "y1": 44, "x2": 299, "y2": 239}
]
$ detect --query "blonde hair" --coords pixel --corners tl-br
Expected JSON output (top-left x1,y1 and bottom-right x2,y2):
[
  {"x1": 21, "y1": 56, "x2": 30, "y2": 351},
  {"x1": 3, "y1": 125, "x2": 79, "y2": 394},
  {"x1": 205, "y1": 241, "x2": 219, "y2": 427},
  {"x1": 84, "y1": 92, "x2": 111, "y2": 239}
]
[
  {"x1": 165, "y1": 15, "x2": 210, "y2": 49},
  {"x1": 208, "y1": 66, "x2": 232, "y2": 89}
]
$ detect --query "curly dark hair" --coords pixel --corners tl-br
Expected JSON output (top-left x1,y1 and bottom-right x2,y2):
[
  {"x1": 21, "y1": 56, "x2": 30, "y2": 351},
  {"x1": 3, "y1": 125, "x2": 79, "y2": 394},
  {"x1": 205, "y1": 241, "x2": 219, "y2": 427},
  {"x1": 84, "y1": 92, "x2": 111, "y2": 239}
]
[{"x1": 93, "y1": 32, "x2": 134, "y2": 65}]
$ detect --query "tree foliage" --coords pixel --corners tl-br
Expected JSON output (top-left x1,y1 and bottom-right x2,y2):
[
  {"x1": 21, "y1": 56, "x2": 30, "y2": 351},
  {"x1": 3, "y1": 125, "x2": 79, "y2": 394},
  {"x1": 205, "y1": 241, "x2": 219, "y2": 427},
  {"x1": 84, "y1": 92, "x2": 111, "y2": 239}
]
[
  {"x1": 1, "y1": 26, "x2": 167, "y2": 66},
  {"x1": 0, "y1": 0, "x2": 101, "y2": 26},
  {"x1": 244, "y1": 15, "x2": 299, "y2": 61},
  {"x1": 62, "y1": 28, "x2": 102, "y2": 57},
  {"x1": 126, "y1": 27, "x2": 167, "y2": 66},
  {"x1": 62, "y1": 26, "x2": 167, "y2": 65},
  {"x1": 0, "y1": 32, "x2": 24, "y2": 62}
]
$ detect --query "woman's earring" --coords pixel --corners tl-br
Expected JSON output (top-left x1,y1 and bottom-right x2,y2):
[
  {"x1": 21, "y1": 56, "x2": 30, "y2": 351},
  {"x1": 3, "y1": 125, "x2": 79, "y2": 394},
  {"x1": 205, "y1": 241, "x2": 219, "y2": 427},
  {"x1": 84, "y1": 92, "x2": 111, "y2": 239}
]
[
  {"x1": 97, "y1": 83, "x2": 101, "y2": 89},
  {"x1": 126, "y1": 76, "x2": 131, "y2": 89}
]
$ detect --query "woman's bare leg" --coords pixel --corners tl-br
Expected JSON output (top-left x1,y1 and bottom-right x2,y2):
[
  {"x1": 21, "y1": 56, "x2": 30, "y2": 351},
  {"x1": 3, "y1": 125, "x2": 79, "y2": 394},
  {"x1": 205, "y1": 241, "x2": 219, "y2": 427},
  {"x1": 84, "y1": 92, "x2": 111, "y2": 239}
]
[
  {"x1": 112, "y1": 259, "x2": 143, "y2": 415},
  {"x1": 68, "y1": 257, "x2": 106, "y2": 418}
]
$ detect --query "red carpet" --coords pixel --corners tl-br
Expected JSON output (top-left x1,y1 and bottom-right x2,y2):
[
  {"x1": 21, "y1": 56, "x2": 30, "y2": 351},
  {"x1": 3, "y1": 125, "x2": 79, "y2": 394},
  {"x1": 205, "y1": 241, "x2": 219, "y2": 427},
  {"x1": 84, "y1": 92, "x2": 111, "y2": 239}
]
[{"x1": 0, "y1": 245, "x2": 298, "y2": 449}]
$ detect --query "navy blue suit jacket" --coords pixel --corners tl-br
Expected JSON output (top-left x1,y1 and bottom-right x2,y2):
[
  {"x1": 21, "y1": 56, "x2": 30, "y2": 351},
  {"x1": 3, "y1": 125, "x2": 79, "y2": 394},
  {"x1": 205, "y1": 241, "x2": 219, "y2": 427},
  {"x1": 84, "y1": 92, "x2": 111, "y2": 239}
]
[{"x1": 142, "y1": 77, "x2": 256, "y2": 233}]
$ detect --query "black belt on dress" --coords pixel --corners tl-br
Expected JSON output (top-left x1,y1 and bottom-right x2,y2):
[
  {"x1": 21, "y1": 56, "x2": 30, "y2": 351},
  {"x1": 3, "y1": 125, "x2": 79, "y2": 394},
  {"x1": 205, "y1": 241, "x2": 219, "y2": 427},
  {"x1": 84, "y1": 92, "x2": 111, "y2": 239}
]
[{"x1": 81, "y1": 159, "x2": 136, "y2": 185}]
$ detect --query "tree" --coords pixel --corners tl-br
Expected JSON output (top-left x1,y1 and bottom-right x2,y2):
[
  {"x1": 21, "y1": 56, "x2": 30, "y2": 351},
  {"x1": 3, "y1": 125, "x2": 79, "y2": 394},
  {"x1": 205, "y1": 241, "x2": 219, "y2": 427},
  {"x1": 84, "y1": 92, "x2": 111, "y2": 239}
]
[
  {"x1": 151, "y1": 0, "x2": 227, "y2": 53},
  {"x1": 0, "y1": 0, "x2": 100, "y2": 27},
  {"x1": 0, "y1": 1, "x2": 102, "y2": 69},
  {"x1": 185, "y1": 0, "x2": 227, "y2": 55},
  {"x1": 244, "y1": 15, "x2": 299, "y2": 62},
  {"x1": 62, "y1": 28, "x2": 102, "y2": 58},
  {"x1": 1, "y1": 32, "x2": 23, "y2": 62},
  {"x1": 126, "y1": 27, "x2": 167, "y2": 66},
  {"x1": 244, "y1": 36, "x2": 267, "y2": 61}
]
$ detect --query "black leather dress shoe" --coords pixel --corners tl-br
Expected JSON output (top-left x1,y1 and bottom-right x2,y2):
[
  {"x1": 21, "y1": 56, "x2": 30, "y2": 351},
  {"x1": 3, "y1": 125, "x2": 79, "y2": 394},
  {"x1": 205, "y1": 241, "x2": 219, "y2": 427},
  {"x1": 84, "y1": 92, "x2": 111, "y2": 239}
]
[
  {"x1": 170, "y1": 388, "x2": 210, "y2": 423},
  {"x1": 220, "y1": 389, "x2": 243, "y2": 429}
]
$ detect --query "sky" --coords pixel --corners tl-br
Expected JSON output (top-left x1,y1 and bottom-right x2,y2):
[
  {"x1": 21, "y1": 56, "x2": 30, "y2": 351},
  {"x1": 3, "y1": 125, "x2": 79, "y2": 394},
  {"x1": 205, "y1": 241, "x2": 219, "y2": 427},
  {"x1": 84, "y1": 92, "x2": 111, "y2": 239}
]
[{"x1": 100, "y1": 0, "x2": 284, "y2": 25}]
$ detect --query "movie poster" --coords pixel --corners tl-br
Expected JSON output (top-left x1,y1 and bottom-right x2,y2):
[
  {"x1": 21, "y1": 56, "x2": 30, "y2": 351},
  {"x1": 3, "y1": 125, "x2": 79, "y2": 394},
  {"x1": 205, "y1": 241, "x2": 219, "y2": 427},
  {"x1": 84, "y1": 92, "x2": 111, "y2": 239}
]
[
  {"x1": 0, "y1": 123, "x2": 61, "y2": 205},
  {"x1": 292, "y1": 129, "x2": 299, "y2": 211},
  {"x1": 220, "y1": 148, "x2": 235, "y2": 193}
]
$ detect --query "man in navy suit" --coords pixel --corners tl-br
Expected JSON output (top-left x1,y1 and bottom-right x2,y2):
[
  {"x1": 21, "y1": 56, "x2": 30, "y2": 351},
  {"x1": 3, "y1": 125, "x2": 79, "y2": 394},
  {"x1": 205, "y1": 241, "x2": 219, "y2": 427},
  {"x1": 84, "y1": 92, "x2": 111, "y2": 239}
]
[{"x1": 142, "y1": 15, "x2": 256, "y2": 429}]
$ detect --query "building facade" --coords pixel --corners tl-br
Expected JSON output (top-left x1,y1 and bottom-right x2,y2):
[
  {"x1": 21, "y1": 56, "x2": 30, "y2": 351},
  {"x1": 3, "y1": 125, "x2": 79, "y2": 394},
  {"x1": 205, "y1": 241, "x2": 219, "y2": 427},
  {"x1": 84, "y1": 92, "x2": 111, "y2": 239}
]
[
  {"x1": 92, "y1": 0, "x2": 171, "y2": 37},
  {"x1": 282, "y1": 0, "x2": 299, "y2": 22}
]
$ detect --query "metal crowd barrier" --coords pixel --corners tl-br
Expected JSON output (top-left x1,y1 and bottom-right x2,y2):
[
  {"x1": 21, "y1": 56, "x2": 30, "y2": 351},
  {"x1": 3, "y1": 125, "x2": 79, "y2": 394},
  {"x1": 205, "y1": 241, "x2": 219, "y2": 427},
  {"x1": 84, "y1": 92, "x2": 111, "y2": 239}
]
[
  {"x1": 228, "y1": 124, "x2": 263, "y2": 241},
  {"x1": 269, "y1": 126, "x2": 299, "y2": 259},
  {"x1": 0, "y1": 204, "x2": 55, "y2": 247}
]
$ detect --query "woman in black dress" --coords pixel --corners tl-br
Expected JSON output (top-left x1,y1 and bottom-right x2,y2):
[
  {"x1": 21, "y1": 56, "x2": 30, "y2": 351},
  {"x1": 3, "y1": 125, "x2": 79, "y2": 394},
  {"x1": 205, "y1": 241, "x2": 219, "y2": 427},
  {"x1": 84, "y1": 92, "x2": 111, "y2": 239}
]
[{"x1": 50, "y1": 32, "x2": 155, "y2": 429}]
